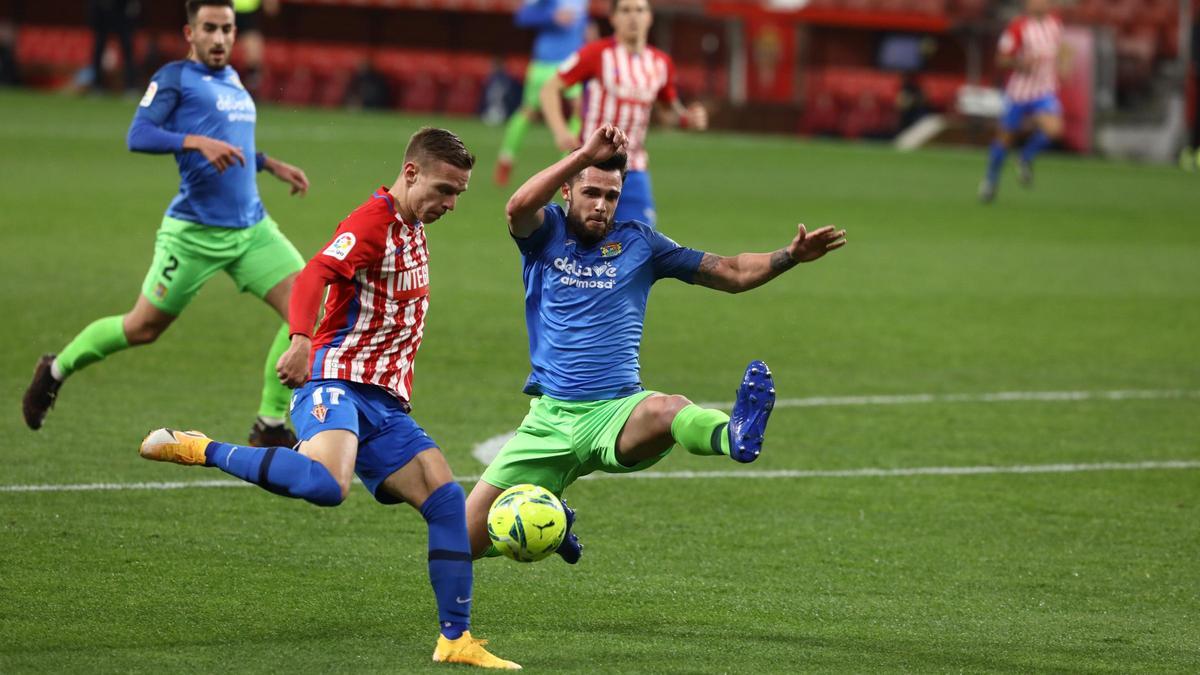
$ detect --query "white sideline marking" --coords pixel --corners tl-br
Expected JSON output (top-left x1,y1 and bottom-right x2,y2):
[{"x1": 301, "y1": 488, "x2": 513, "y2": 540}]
[
  {"x1": 694, "y1": 388, "x2": 1200, "y2": 411},
  {"x1": 471, "y1": 389, "x2": 1200, "y2": 465},
  {"x1": 2, "y1": 461, "x2": 1198, "y2": 494}
]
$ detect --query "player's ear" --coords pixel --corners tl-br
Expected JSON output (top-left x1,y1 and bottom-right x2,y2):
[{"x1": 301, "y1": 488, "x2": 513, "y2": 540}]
[
  {"x1": 403, "y1": 161, "x2": 420, "y2": 185},
  {"x1": 560, "y1": 182, "x2": 572, "y2": 202}
]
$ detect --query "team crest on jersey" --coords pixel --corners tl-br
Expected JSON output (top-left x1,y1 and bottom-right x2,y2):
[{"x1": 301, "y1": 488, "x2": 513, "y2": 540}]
[
  {"x1": 139, "y1": 81, "x2": 158, "y2": 108},
  {"x1": 600, "y1": 242, "x2": 622, "y2": 258},
  {"x1": 153, "y1": 282, "x2": 168, "y2": 299},
  {"x1": 311, "y1": 403, "x2": 329, "y2": 424},
  {"x1": 323, "y1": 233, "x2": 357, "y2": 261}
]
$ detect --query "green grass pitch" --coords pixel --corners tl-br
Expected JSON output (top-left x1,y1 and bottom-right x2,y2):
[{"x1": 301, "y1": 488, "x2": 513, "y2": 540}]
[{"x1": 1, "y1": 89, "x2": 1198, "y2": 672}]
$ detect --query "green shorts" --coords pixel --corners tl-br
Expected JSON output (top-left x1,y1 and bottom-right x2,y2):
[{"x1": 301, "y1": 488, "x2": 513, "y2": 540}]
[
  {"x1": 523, "y1": 60, "x2": 582, "y2": 109},
  {"x1": 481, "y1": 391, "x2": 672, "y2": 496},
  {"x1": 140, "y1": 214, "x2": 304, "y2": 316}
]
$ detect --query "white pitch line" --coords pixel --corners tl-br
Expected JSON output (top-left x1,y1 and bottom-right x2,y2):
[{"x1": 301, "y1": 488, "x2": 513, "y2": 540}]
[
  {"x1": 472, "y1": 389, "x2": 1200, "y2": 465},
  {"x1": 2, "y1": 461, "x2": 1198, "y2": 494},
  {"x1": 695, "y1": 388, "x2": 1200, "y2": 410}
]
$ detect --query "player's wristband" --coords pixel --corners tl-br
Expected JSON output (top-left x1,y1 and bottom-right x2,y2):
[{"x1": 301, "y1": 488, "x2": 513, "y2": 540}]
[{"x1": 255, "y1": 152, "x2": 268, "y2": 172}]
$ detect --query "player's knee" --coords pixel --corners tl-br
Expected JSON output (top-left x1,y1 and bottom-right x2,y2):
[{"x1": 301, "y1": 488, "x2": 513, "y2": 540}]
[
  {"x1": 421, "y1": 481, "x2": 466, "y2": 523},
  {"x1": 124, "y1": 320, "x2": 166, "y2": 345},
  {"x1": 299, "y1": 464, "x2": 347, "y2": 507},
  {"x1": 655, "y1": 395, "x2": 692, "y2": 431}
]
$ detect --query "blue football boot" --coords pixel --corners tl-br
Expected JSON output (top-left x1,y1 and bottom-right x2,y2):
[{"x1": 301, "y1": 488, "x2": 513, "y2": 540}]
[
  {"x1": 555, "y1": 499, "x2": 583, "y2": 564},
  {"x1": 728, "y1": 360, "x2": 775, "y2": 463}
]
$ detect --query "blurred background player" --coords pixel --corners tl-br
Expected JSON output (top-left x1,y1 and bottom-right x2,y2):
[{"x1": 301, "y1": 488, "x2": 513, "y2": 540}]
[
  {"x1": 21, "y1": 0, "x2": 310, "y2": 447},
  {"x1": 540, "y1": 0, "x2": 707, "y2": 227},
  {"x1": 464, "y1": 125, "x2": 846, "y2": 562},
  {"x1": 88, "y1": 0, "x2": 141, "y2": 94},
  {"x1": 233, "y1": 0, "x2": 278, "y2": 95},
  {"x1": 979, "y1": 0, "x2": 1066, "y2": 204},
  {"x1": 494, "y1": 0, "x2": 588, "y2": 186},
  {"x1": 138, "y1": 128, "x2": 520, "y2": 670}
]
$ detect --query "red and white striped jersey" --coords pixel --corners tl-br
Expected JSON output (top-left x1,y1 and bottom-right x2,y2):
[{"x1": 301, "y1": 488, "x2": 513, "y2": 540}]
[
  {"x1": 558, "y1": 37, "x2": 679, "y2": 172},
  {"x1": 308, "y1": 187, "x2": 430, "y2": 404},
  {"x1": 998, "y1": 13, "x2": 1063, "y2": 102}
]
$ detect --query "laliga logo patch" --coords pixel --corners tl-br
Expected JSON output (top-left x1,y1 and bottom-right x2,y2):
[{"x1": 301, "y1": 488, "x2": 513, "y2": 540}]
[
  {"x1": 323, "y1": 233, "x2": 356, "y2": 261},
  {"x1": 311, "y1": 403, "x2": 329, "y2": 424},
  {"x1": 600, "y1": 242, "x2": 622, "y2": 258},
  {"x1": 139, "y1": 81, "x2": 158, "y2": 108}
]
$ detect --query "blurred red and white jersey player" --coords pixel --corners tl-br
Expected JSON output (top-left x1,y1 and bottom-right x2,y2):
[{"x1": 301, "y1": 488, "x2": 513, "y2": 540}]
[
  {"x1": 980, "y1": 0, "x2": 1067, "y2": 204},
  {"x1": 540, "y1": 0, "x2": 707, "y2": 227}
]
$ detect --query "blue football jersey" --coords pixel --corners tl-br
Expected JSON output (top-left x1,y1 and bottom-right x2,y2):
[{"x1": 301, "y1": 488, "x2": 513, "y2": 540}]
[
  {"x1": 132, "y1": 60, "x2": 265, "y2": 228},
  {"x1": 515, "y1": 203, "x2": 704, "y2": 400}
]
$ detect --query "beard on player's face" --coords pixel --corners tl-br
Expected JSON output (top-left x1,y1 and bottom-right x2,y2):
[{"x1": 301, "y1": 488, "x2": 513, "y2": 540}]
[
  {"x1": 563, "y1": 169, "x2": 622, "y2": 245},
  {"x1": 188, "y1": 8, "x2": 235, "y2": 69},
  {"x1": 565, "y1": 192, "x2": 618, "y2": 247}
]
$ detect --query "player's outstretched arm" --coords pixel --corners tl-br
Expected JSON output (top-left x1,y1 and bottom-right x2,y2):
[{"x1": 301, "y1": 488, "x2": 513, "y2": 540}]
[
  {"x1": 506, "y1": 124, "x2": 628, "y2": 238},
  {"x1": 692, "y1": 224, "x2": 847, "y2": 294},
  {"x1": 261, "y1": 154, "x2": 310, "y2": 196}
]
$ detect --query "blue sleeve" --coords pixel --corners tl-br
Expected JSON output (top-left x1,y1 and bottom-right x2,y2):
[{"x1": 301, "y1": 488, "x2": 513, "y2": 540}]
[
  {"x1": 127, "y1": 63, "x2": 186, "y2": 154},
  {"x1": 649, "y1": 228, "x2": 705, "y2": 283},
  {"x1": 513, "y1": 203, "x2": 562, "y2": 257},
  {"x1": 515, "y1": 0, "x2": 557, "y2": 29}
]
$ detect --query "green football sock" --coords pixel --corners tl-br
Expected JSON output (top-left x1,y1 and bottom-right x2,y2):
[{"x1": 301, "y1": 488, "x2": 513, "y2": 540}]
[
  {"x1": 56, "y1": 315, "x2": 130, "y2": 378},
  {"x1": 258, "y1": 323, "x2": 293, "y2": 419},
  {"x1": 670, "y1": 404, "x2": 731, "y2": 456},
  {"x1": 499, "y1": 107, "x2": 532, "y2": 159},
  {"x1": 480, "y1": 544, "x2": 502, "y2": 559}
]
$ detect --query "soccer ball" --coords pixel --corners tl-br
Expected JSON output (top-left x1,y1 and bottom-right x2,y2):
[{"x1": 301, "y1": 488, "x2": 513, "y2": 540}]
[{"x1": 487, "y1": 484, "x2": 567, "y2": 563}]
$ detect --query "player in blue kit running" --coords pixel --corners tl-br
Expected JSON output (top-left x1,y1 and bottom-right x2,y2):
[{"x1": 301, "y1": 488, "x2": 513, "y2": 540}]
[
  {"x1": 494, "y1": 0, "x2": 590, "y2": 186},
  {"x1": 464, "y1": 125, "x2": 847, "y2": 562},
  {"x1": 22, "y1": 0, "x2": 309, "y2": 447}
]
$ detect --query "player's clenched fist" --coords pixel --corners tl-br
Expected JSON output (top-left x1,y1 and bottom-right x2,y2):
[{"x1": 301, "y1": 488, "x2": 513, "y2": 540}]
[
  {"x1": 579, "y1": 124, "x2": 628, "y2": 164},
  {"x1": 276, "y1": 336, "x2": 312, "y2": 388}
]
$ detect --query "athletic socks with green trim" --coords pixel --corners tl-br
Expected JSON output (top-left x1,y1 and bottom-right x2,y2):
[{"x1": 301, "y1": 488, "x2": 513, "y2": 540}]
[{"x1": 670, "y1": 404, "x2": 731, "y2": 456}]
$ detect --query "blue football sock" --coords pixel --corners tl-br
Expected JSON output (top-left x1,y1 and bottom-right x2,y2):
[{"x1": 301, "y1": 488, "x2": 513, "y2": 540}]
[
  {"x1": 986, "y1": 141, "x2": 1008, "y2": 183},
  {"x1": 421, "y1": 481, "x2": 473, "y2": 640},
  {"x1": 205, "y1": 442, "x2": 343, "y2": 507},
  {"x1": 1021, "y1": 130, "x2": 1052, "y2": 164}
]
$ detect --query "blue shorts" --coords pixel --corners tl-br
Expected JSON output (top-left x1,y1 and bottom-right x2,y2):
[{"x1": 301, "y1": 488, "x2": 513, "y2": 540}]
[
  {"x1": 290, "y1": 379, "x2": 437, "y2": 505},
  {"x1": 616, "y1": 170, "x2": 657, "y2": 228},
  {"x1": 1000, "y1": 94, "x2": 1062, "y2": 133}
]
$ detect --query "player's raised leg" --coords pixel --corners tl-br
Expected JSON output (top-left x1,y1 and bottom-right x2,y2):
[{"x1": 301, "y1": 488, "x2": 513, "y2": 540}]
[
  {"x1": 139, "y1": 427, "x2": 350, "y2": 506},
  {"x1": 378, "y1": 450, "x2": 521, "y2": 670},
  {"x1": 23, "y1": 295, "x2": 176, "y2": 430},
  {"x1": 615, "y1": 360, "x2": 776, "y2": 466}
]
